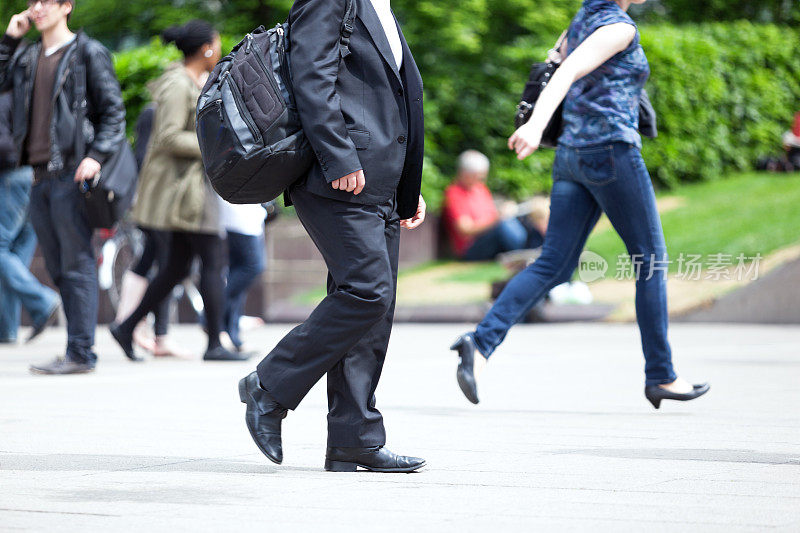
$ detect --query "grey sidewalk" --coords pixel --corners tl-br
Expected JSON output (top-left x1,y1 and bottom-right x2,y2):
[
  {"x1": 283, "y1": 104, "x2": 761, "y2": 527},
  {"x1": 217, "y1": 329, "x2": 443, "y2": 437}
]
[{"x1": 1, "y1": 323, "x2": 799, "y2": 531}]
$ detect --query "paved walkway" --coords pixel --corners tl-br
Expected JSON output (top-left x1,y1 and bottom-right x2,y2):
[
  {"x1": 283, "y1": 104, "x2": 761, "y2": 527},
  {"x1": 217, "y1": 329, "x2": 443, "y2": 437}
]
[{"x1": 1, "y1": 323, "x2": 799, "y2": 531}]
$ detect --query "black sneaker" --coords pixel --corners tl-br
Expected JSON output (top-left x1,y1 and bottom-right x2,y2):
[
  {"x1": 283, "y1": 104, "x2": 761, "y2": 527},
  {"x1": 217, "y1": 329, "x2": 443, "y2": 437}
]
[
  {"x1": 30, "y1": 357, "x2": 95, "y2": 375},
  {"x1": 203, "y1": 346, "x2": 252, "y2": 361},
  {"x1": 26, "y1": 302, "x2": 61, "y2": 344}
]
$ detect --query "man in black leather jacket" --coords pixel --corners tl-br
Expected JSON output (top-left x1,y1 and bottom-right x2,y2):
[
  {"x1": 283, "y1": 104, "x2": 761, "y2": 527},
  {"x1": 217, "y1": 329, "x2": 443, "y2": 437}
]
[{"x1": 1, "y1": 0, "x2": 126, "y2": 374}]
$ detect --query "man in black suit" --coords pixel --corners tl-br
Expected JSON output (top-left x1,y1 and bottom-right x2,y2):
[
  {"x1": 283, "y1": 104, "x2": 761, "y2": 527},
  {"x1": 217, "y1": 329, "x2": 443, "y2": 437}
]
[{"x1": 238, "y1": 0, "x2": 427, "y2": 473}]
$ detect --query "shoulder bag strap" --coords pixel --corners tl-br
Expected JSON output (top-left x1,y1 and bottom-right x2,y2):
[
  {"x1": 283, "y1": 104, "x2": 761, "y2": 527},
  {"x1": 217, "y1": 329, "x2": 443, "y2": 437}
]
[{"x1": 547, "y1": 30, "x2": 568, "y2": 65}]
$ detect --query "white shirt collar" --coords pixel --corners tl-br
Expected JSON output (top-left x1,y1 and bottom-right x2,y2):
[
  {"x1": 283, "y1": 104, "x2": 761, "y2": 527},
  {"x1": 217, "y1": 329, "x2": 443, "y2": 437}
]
[{"x1": 368, "y1": 0, "x2": 403, "y2": 70}]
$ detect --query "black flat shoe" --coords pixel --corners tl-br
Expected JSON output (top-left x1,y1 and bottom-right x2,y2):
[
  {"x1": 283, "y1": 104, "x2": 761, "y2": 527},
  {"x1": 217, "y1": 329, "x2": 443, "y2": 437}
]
[
  {"x1": 26, "y1": 302, "x2": 60, "y2": 344},
  {"x1": 645, "y1": 382, "x2": 710, "y2": 409},
  {"x1": 109, "y1": 323, "x2": 144, "y2": 362},
  {"x1": 325, "y1": 446, "x2": 426, "y2": 473},
  {"x1": 451, "y1": 333, "x2": 481, "y2": 404},
  {"x1": 238, "y1": 372, "x2": 288, "y2": 464},
  {"x1": 30, "y1": 357, "x2": 95, "y2": 375},
  {"x1": 204, "y1": 346, "x2": 252, "y2": 361}
]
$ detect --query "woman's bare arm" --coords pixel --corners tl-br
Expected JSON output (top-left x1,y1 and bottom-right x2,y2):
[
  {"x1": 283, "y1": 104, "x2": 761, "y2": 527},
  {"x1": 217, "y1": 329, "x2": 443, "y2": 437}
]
[{"x1": 509, "y1": 23, "x2": 637, "y2": 160}]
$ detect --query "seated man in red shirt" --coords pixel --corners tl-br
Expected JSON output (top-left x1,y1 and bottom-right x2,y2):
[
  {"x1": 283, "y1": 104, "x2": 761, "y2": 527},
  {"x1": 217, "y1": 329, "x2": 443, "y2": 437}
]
[{"x1": 443, "y1": 150, "x2": 545, "y2": 261}]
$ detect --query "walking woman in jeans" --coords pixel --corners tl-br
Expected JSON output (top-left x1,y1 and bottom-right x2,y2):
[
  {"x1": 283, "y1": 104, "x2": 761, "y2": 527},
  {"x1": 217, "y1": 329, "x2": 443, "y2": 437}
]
[
  {"x1": 111, "y1": 20, "x2": 249, "y2": 362},
  {"x1": 451, "y1": 0, "x2": 709, "y2": 409}
]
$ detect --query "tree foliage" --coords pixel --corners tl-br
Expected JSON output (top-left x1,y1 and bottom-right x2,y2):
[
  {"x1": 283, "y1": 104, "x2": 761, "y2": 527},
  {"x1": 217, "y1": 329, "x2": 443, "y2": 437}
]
[{"x1": 3, "y1": 1, "x2": 799, "y2": 209}]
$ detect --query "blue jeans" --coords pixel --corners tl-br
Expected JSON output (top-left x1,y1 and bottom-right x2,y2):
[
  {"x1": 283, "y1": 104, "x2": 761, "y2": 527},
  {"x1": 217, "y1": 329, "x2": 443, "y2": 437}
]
[
  {"x1": 463, "y1": 218, "x2": 530, "y2": 261},
  {"x1": 224, "y1": 231, "x2": 266, "y2": 347},
  {"x1": 0, "y1": 167, "x2": 59, "y2": 342},
  {"x1": 29, "y1": 171, "x2": 98, "y2": 364},
  {"x1": 473, "y1": 142, "x2": 677, "y2": 385}
]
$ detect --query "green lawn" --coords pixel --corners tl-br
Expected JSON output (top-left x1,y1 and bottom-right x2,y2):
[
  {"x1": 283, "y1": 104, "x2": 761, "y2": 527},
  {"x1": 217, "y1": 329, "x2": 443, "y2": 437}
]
[
  {"x1": 295, "y1": 171, "x2": 800, "y2": 304},
  {"x1": 585, "y1": 172, "x2": 800, "y2": 271}
]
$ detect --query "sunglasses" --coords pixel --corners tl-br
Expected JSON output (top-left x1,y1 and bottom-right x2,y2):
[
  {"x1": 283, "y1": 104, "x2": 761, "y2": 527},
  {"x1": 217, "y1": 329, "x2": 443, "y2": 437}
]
[{"x1": 26, "y1": 0, "x2": 69, "y2": 8}]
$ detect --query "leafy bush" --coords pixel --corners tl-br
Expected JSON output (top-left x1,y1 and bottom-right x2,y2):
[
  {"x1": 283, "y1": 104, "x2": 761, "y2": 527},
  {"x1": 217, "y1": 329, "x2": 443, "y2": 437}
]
[
  {"x1": 113, "y1": 39, "x2": 181, "y2": 137},
  {"x1": 113, "y1": 36, "x2": 241, "y2": 138},
  {"x1": 391, "y1": 4, "x2": 800, "y2": 203},
  {"x1": 109, "y1": 16, "x2": 800, "y2": 209},
  {"x1": 641, "y1": 22, "x2": 800, "y2": 187}
]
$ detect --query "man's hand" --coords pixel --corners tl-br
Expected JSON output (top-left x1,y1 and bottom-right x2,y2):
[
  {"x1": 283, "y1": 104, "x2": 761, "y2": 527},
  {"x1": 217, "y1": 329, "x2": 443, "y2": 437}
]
[
  {"x1": 74, "y1": 157, "x2": 101, "y2": 183},
  {"x1": 401, "y1": 195, "x2": 426, "y2": 230},
  {"x1": 6, "y1": 10, "x2": 31, "y2": 39},
  {"x1": 508, "y1": 123, "x2": 543, "y2": 161},
  {"x1": 331, "y1": 169, "x2": 365, "y2": 195}
]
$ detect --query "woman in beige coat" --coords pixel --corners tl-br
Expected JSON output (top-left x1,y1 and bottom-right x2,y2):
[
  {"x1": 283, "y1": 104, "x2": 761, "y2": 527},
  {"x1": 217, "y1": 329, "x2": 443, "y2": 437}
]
[{"x1": 111, "y1": 20, "x2": 249, "y2": 362}]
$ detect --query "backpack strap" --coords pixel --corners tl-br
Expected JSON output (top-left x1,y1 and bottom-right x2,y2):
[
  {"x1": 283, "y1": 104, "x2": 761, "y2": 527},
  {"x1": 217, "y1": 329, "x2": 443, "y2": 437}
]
[{"x1": 339, "y1": 0, "x2": 357, "y2": 58}]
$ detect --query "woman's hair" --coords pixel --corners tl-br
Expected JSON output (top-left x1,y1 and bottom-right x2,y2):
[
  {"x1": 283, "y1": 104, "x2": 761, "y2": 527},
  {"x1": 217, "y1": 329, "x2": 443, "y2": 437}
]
[{"x1": 161, "y1": 20, "x2": 216, "y2": 58}]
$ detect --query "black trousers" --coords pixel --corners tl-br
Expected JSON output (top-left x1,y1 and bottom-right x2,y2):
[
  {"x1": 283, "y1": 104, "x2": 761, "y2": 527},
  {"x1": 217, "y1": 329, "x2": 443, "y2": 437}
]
[
  {"x1": 257, "y1": 187, "x2": 400, "y2": 448},
  {"x1": 131, "y1": 227, "x2": 171, "y2": 336},
  {"x1": 119, "y1": 231, "x2": 226, "y2": 351}
]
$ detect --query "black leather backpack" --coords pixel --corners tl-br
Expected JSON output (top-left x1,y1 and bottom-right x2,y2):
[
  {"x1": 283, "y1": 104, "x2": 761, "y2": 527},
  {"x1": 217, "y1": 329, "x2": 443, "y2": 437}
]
[{"x1": 196, "y1": 0, "x2": 356, "y2": 204}]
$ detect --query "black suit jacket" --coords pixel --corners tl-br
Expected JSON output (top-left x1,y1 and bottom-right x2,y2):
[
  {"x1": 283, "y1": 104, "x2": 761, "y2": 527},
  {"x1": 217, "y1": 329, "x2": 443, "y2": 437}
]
[{"x1": 288, "y1": 0, "x2": 424, "y2": 219}]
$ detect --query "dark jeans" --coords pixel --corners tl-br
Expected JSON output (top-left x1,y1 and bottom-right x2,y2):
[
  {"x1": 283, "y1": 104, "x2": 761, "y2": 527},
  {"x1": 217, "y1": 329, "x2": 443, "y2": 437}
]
[
  {"x1": 224, "y1": 231, "x2": 266, "y2": 348},
  {"x1": 0, "y1": 166, "x2": 59, "y2": 341},
  {"x1": 131, "y1": 227, "x2": 171, "y2": 337},
  {"x1": 257, "y1": 187, "x2": 399, "y2": 448},
  {"x1": 473, "y1": 142, "x2": 677, "y2": 386},
  {"x1": 119, "y1": 231, "x2": 226, "y2": 352},
  {"x1": 462, "y1": 218, "x2": 530, "y2": 261},
  {"x1": 29, "y1": 170, "x2": 98, "y2": 364}
]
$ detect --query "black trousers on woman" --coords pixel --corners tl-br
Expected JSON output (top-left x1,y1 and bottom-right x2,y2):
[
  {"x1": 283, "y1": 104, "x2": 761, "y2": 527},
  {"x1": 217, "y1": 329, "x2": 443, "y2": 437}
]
[
  {"x1": 130, "y1": 227, "x2": 171, "y2": 336},
  {"x1": 117, "y1": 230, "x2": 226, "y2": 351}
]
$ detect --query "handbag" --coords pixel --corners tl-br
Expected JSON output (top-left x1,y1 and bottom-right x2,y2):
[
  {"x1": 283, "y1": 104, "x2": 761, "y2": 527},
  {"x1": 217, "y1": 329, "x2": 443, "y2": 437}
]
[
  {"x1": 73, "y1": 36, "x2": 138, "y2": 229},
  {"x1": 80, "y1": 143, "x2": 138, "y2": 230},
  {"x1": 514, "y1": 33, "x2": 567, "y2": 148},
  {"x1": 514, "y1": 32, "x2": 658, "y2": 147}
]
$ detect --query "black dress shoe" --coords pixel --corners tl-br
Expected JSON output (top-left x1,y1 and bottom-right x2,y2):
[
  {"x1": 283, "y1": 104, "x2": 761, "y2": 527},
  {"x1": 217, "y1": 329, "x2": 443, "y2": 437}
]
[
  {"x1": 645, "y1": 382, "x2": 710, "y2": 409},
  {"x1": 451, "y1": 332, "x2": 481, "y2": 404},
  {"x1": 109, "y1": 323, "x2": 144, "y2": 362},
  {"x1": 26, "y1": 302, "x2": 60, "y2": 344},
  {"x1": 30, "y1": 357, "x2": 95, "y2": 375},
  {"x1": 325, "y1": 446, "x2": 426, "y2": 473},
  {"x1": 204, "y1": 346, "x2": 252, "y2": 361},
  {"x1": 238, "y1": 371, "x2": 288, "y2": 464}
]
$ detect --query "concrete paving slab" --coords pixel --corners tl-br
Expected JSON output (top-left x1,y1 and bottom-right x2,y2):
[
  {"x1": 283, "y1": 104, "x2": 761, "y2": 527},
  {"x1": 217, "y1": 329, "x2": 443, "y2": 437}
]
[{"x1": 0, "y1": 323, "x2": 798, "y2": 531}]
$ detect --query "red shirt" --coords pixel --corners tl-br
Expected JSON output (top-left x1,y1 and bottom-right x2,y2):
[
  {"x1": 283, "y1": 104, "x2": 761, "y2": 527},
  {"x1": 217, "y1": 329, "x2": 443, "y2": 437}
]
[{"x1": 443, "y1": 182, "x2": 499, "y2": 256}]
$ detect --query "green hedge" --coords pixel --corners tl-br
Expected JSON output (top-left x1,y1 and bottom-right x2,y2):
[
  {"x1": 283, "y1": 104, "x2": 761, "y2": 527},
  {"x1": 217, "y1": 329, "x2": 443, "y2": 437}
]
[
  {"x1": 114, "y1": 36, "x2": 241, "y2": 138},
  {"x1": 112, "y1": 21, "x2": 800, "y2": 208},
  {"x1": 641, "y1": 22, "x2": 800, "y2": 187}
]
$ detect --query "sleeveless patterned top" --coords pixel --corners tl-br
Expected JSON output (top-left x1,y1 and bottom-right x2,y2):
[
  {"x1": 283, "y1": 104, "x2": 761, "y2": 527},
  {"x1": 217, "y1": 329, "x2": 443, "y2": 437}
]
[{"x1": 559, "y1": 0, "x2": 650, "y2": 149}]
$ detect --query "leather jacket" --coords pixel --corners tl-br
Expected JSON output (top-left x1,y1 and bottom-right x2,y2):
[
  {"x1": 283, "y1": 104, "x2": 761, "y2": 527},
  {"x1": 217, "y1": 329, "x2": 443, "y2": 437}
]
[
  {"x1": 0, "y1": 91, "x2": 16, "y2": 169},
  {"x1": 0, "y1": 31, "x2": 126, "y2": 172}
]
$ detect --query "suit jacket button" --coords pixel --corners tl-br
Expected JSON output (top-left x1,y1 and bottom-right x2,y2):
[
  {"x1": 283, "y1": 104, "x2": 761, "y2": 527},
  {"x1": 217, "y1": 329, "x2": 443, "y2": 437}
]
[
  {"x1": 397, "y1": 87, "x2": 404, "y2": 96},
  {"x1": 397, "y1": 135, "x2": 406, "y2": 144}
]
